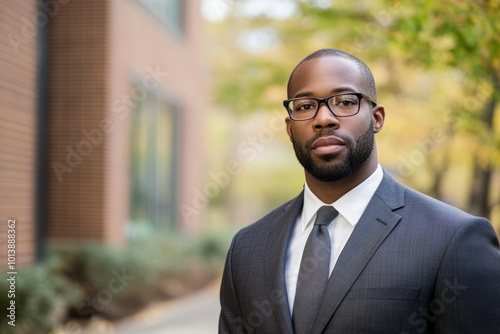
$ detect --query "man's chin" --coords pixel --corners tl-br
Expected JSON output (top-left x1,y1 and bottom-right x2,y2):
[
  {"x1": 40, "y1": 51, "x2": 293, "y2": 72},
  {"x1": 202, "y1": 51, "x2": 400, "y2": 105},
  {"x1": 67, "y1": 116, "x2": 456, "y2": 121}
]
[
  {"x1": 315, "y1": 153, "x2": 339, "y2": 162},
  {"x1": 306, "y1": 161, "x2": 353, "y2": 183}
]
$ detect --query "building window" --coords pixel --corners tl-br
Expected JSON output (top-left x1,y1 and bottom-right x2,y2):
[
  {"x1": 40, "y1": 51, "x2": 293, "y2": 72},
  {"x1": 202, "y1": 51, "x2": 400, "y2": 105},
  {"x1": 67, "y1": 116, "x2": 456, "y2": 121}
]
[
  {"x1": 129, "y1": 88, "x2": 179, "y2": 237},
  {"x1": 138, "y1": 0, "x2": 183, "y2": 34}
]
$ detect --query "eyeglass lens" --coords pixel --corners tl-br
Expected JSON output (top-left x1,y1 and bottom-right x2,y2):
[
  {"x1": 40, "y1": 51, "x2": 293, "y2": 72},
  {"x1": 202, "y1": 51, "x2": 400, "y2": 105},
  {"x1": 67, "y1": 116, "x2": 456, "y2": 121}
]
[{"x1": 287, "y1": 94, "x2": 361, "y2": 120}]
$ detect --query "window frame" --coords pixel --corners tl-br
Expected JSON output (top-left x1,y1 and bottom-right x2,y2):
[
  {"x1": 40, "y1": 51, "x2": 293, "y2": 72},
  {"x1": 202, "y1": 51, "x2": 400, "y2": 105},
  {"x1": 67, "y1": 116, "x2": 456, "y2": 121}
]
[{"x1": 136, "y1": 0, "x2": 185, "y2": 37}]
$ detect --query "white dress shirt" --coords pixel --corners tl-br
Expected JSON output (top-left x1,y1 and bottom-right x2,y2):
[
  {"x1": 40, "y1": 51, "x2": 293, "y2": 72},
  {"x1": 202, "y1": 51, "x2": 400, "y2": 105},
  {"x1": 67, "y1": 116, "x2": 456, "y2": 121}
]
[{"x1": 285, "y1": 165, "x2": 384, "y2": 313}]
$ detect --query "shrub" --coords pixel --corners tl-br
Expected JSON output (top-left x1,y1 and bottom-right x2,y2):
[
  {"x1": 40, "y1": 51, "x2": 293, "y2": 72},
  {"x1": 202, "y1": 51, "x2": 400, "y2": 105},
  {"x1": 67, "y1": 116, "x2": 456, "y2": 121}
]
[
  {"x1": 60, "y1": 229, "x2": 233, "y2": 321},
  {"x1": 0, "y1": 257, "x2": 83, "y2": 334},
  {"x1": 0, "y1": 229, "x2": 234, "y2": 333}
]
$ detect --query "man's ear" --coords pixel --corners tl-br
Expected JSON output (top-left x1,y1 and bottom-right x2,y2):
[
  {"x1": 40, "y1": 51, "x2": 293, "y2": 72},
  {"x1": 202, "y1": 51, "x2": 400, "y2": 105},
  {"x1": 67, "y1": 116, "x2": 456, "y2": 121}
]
[
  {"x1": 285, "y1": 117, "x2": 293, "y2": 141},
  {"x1": 372, "y1": 105, "x2": 385, "y2": 133}
]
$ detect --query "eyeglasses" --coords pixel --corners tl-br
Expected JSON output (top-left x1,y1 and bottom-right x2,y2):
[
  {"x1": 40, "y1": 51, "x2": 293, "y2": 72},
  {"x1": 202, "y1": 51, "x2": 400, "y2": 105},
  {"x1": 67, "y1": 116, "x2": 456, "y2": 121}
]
[{"x1": 283, "y1": 92, "x2": 376, "y2": 121}]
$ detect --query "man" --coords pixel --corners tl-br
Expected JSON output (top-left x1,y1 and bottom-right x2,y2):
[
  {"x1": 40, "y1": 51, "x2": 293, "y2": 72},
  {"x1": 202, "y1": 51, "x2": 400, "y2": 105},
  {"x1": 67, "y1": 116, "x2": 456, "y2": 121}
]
[{"x1": 219, "y1": 49, "x2": 500, "y2": 333}]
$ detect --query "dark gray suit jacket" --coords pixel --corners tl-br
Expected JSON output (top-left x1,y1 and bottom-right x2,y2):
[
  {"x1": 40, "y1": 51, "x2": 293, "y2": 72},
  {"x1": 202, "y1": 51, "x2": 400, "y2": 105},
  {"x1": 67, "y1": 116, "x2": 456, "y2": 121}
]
[{"x1": 219, "y1": 171, "x2": 500, "y2": 333}]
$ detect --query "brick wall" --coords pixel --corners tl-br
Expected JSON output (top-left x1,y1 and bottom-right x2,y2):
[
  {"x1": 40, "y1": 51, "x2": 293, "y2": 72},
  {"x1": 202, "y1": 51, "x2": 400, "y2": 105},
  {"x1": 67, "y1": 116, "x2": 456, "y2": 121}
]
[
  {"x1": 46, "y1": 0, "x2": 206, "y2": 244},
  {"x1": 46, "y1": 0, "x2": 110, "y2": 242},
  {"x1": 0, "y1": 0, "x2": 207, "y2": 261},
  {"x1": 0, "y1": 1, "x2": 39, "y2": 266},
  {"x1": 108, "y1": 0, "x2": 206, "y2": 234}
]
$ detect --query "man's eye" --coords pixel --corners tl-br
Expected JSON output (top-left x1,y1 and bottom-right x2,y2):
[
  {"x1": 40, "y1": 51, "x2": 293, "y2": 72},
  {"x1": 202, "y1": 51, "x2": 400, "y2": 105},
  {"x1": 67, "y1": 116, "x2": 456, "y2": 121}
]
[
  {"x1": 337, "y1": 99, "x2": 357, "y2": 107},
  {"x1": 296, "y1": 104, "x2": 315, "y2": 111}
]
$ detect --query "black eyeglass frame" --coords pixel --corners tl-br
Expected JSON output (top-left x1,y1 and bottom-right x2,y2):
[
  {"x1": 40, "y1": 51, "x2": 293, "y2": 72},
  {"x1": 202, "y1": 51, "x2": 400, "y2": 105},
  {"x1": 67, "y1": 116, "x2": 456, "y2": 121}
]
[{"x1": 283, "y1": 92, "x2": 377, "y2": 121}]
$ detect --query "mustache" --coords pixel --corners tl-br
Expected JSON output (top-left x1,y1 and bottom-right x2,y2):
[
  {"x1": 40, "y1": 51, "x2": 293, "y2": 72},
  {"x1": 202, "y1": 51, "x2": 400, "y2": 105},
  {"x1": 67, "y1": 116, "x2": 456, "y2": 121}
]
[{"x1": 304, "y1": 131, "x2": 351, "y2": 149}]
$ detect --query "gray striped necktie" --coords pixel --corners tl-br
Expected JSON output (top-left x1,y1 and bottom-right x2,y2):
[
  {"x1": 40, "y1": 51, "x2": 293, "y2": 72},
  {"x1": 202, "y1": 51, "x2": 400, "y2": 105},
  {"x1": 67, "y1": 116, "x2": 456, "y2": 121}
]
[{"x1": 292, "y1": 205, "x2": 339, "y2": 334}]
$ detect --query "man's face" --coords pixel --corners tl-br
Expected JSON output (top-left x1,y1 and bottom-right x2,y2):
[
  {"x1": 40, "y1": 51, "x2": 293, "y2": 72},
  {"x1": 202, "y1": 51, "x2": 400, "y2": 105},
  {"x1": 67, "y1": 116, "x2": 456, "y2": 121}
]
[{"x1": 286, "y1": 56, "x2": 383, "y2": 183}]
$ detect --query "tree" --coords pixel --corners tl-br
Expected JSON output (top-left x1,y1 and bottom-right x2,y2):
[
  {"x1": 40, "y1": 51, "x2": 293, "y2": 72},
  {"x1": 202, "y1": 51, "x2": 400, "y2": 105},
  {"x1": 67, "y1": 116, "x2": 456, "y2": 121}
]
[
  {"x1": 206, "y1": 0, "x2": 499, "y2": 225},
  {"x1": 384, "y1": 0, "x2": 500, "y2": 219}
]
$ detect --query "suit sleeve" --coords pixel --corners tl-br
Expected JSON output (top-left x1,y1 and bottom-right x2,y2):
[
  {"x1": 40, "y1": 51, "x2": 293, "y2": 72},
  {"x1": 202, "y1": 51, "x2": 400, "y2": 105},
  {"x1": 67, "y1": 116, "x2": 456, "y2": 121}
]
[
  {"x1": 219, "y1": 233, "x2": 244, "y2": 334},
  {"x1": 434, "y1": 217, "x2": 500, "y2": 333}
]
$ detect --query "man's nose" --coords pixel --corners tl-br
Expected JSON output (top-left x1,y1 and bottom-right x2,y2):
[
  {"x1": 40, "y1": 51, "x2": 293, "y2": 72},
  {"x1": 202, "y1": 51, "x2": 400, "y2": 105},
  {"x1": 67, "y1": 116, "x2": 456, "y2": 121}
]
[{"x1": 312, "y1": 102, "x2": 340, "y2": 129}]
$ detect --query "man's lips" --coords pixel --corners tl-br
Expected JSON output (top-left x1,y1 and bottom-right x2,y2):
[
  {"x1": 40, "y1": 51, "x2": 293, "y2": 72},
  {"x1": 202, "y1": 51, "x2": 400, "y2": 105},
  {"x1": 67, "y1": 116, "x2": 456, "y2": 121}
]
[
  {"x1": 311, "y1": 136, "x2": 346, "y2": 154},
  {"x1": 311, "y1": 135, "x2": 346, "y2": 149}
]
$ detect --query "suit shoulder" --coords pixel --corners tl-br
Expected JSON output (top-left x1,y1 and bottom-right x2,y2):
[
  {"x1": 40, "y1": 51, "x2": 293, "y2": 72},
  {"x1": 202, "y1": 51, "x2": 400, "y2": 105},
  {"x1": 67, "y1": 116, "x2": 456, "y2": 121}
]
[
  {"x1": 379, "y1": 171, "x2": 478, "y2": 224},
  {"x1": 402, "y1": 184, "x2": 484, "y2": 225}
]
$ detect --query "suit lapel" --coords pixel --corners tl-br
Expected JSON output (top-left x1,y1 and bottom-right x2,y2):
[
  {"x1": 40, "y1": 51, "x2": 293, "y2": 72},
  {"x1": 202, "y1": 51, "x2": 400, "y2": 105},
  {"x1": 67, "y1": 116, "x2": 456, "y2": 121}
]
[
  {"x1": 312, "y1": 172, "x2": 405, "y2": 332},
  {"x1": 263, "y1": 192, "x2": 304, "y2": 334}
]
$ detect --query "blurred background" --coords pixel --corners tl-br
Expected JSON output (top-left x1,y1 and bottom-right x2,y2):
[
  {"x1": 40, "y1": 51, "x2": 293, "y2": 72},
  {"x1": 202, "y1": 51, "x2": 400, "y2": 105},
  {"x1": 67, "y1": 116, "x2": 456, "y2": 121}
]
[{"x1": 0, "y1": 0, "x2": 499, "y2": 333}]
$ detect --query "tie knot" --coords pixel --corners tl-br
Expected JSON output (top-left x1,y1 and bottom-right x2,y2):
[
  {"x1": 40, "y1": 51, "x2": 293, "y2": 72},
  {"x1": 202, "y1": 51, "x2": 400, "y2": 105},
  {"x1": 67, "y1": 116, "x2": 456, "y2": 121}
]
[{"x1": 314, "y1": 206, "x2": 338, "y2": 227}]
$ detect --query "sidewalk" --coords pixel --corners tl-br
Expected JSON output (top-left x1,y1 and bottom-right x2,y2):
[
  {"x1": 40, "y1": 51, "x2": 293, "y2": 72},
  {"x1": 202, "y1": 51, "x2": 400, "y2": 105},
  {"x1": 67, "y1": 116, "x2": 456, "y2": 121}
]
[{"x1": 79, "y1": 279, "x2": 220, "y2": 334}]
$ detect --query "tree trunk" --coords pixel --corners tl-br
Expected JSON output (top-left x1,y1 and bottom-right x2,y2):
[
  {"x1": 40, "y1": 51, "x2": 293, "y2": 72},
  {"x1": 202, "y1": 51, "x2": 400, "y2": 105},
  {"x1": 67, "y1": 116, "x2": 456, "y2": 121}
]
[
  {"x1": 468, "y1": 163, "x2": 493, "y2": 218},
  {"x1": 430, "y1": 155, "x2": 448, "y2": 201},
  {"x1": 467, "y1": 72, "x2": 498, "y2": 218}
]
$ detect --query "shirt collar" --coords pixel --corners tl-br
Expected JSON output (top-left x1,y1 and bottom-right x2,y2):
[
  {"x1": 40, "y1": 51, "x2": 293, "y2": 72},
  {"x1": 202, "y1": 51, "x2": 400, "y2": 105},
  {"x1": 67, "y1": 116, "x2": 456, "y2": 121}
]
[{"x1": 301, "y1": 165, "x2": 384, "y2": 232}]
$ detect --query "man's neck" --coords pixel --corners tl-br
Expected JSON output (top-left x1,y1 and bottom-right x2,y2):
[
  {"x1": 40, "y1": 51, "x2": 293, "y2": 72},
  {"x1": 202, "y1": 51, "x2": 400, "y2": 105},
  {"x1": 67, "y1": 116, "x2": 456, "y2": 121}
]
[{"x1": 305, "y1": 160, "x2": 379, "y2": 204}]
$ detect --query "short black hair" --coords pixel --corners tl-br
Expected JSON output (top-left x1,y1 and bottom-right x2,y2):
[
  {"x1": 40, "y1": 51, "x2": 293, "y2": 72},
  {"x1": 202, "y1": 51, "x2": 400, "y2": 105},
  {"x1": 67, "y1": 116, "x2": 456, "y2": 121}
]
[{"x1": 287, "y1": 48, "x2": 377, "y2": 103}]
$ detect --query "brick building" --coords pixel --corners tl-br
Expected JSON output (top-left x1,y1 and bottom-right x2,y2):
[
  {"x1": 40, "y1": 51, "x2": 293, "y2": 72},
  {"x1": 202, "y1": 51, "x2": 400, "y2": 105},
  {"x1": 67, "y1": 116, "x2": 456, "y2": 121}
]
[
  {"x1": 1, "y1": 1, "x2": 39, "y2": 266},
  {"x1": 0, "y1": 0, "x2": 206, "y2": 266}
]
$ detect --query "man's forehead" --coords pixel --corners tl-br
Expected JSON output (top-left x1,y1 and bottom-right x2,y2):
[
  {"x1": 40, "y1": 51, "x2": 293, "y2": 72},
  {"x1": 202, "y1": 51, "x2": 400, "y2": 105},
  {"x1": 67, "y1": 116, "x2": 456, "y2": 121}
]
[{"x1": 289, "y1": 56, "x2": 362, "y2": 96}]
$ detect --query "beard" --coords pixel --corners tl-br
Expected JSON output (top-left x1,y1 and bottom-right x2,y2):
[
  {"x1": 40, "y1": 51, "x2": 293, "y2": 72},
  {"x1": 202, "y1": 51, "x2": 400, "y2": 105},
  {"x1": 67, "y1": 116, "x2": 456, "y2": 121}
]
[{"x1": 291, "y1": 121, "x2": 375, "y2": 182}]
